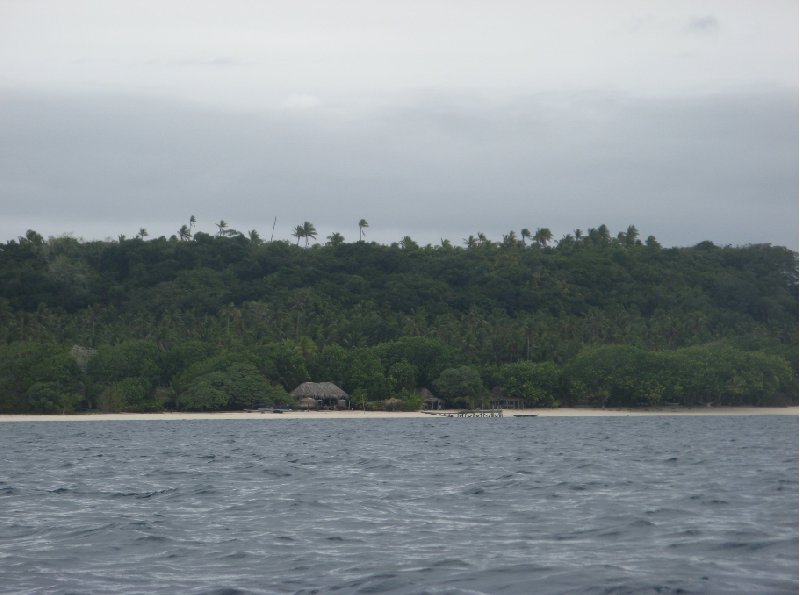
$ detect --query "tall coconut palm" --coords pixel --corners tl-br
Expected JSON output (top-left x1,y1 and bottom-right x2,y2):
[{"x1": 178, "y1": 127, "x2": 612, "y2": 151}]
[
  {"x1": 358, "y1": 219, "x2": 369, "y2": 241},
  {"x1": 533, "y1": 227, "x2": 552, "y2": 248},
  {"x1": 215, "y1": 220, "x2": 228, "y2": 237},
  {"x1": 502, "y1": 230, "x2": 518, "y2": 248},
  {"x1": 292, "y1": 225, "x2": 304, "y2": 246},
  {"x1": 189, "y1": 215, "x2": 197, "y2": 233},
  {"x1": 137, "y1": 228, "x2": 148, "y2": 240},
  {"x1": 178, "y1": 224, "x2": 191, "y2": 241},
  {"x1": 301, "y1": 221, "x2": 317, "y2": 247},
  {"x1": 520, "y1": 228, "x2": 531, "y2": 247},
  {"x1": 248, "y1": 229, "x2": 262, "y2": 244}
]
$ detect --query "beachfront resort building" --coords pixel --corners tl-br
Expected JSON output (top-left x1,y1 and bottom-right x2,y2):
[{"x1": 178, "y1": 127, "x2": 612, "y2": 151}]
[{"x1": 290, "y1": 382, "x2": 350, "y2": 410}]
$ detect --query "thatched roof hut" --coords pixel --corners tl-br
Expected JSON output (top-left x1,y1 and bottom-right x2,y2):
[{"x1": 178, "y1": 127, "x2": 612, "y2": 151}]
[
  {"x1": 291, "y1": 382, "x2": 348, "y2": 399},
  {"x1": 383, "y1": 397, "x2": 403, "y2": 411},
  {"x1": 420, "y1": 388, "x2": 445, "y2": 410},
  {"x1": 291, "y1": 382, "x2": 349, "y2": 409},
  {"x1": 296, "y1": 397, "x2": 318, "y2": 410}
]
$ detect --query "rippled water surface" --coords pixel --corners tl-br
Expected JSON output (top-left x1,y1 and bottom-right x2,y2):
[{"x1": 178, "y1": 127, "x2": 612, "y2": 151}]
[{"x1": 1, "y1": 416, "x2": 797, "y2": 594}]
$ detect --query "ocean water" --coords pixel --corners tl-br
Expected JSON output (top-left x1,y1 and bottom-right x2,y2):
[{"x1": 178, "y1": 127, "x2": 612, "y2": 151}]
[{"x1": 0, "y1": 416, "x2": 796, "y2": 594}]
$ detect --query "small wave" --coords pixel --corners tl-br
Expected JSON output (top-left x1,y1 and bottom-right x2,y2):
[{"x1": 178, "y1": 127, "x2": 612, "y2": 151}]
[
  {"x1": 430, "y1": 559, "x2": 472, "y2": 569},
  {"x1": 64, "y1": 523, "x2": 118, "y2": 538},
  {"x1": 261, "y1": 468, "x2": 292, "y2": 478},
  {"x1": 222, "y1": 551, "x2": 248, "y2": 560},
  {"x1": 135, "y1": 535, "x2": 173, "y2": 543},
  {"x1": 109, "y1": 488, "x2": 177, "y2": 499}
]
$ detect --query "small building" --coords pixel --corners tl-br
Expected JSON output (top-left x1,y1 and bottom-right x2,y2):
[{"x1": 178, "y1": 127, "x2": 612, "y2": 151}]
[
  {"x1": 421, "y1": 388, "x2": 445, "y2": 410},
  {"x1": 490, "y1": 387, "x2": 525, "y2": 409},
  {"x1": 383, "y1": 397, "x2": 403, "y2": 411},
  {"x1": 290, "y1": 382, "x2": 350, "y2": 410}
]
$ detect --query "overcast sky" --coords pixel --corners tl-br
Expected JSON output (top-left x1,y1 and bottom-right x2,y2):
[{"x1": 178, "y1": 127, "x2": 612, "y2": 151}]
[{"x1": 1, "y1": 1, "x2": 797, "y2": 248}]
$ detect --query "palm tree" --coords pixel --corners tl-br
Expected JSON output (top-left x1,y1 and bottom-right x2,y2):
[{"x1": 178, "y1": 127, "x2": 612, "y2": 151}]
[
  {"x1": 292, "y1": 225, "x2": 304, "y2": 246},
  {"x1": 625, "y1": 224, "x2": 639, "y2": 246},
  {"x1": 464, "y1": 235, "x2": 478, "y2": 249},
  {"x1": 557, "y1": 233, "x2": 575, "y2": 250},
  {"x1": 248, "y1": 229, "x2": 262, "y2": 244},
  {"x1": 178, "y1": 224, "x2": 191, "y2": 241},
  {"x1": 326, "y1": 232, "x2": 345, "y2": 247},
  {"x1": 400, "y1": 235, "x2": 419, "y2": 250},
  {"x1": 189, "y1": 215, "x2": 197, "y2": 233},
  {"x1": 137, "y1": 228, "x2": 148, "y2": 240},
  {"x1": 358, "y1": 219, "x2": 369, "y2": 241},
  {"x1": 302, "y1": 221, "x2": 317, "y2": 247},
  {"x1": 215, "y1": 220, "x2": 228, "y2": 237},
  {"x1": 293, "y1": 222, "x2": 317, "y2": 247},
  {"x1": 533, "y1": 227, "x2": 552, "y2": 248},
  {"x1": 520, "y1": 228, "x2": 531, "y2": 247}
]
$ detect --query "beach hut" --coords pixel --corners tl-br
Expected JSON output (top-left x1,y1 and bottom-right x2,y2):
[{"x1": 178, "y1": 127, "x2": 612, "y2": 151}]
[
  {"x1": 489, "y1": 387, "x2": 525, "y2": 410},
  {"x1": 383, "y1": 397, "x2": 403, "y2": 411},
  {"x1": 290, "y1": 382, "x2": 350, "y2": 410},
  {"x1": 421, "y1": 388, "x2": 445, "y2": 410}
]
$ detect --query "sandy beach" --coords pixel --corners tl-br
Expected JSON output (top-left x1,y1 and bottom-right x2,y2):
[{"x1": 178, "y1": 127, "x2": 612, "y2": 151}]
[{"x1": 0, "y1": 407, "x2": 796, "y2": 422}]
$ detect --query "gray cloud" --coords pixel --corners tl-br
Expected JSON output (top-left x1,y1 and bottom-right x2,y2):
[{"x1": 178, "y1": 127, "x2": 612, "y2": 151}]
[
  {"x1": 0, "y1": 87, "x2": 796, "y2": 249},
  {"x1": 687, "y1": 15, "x2": 720, "y2": 33}
]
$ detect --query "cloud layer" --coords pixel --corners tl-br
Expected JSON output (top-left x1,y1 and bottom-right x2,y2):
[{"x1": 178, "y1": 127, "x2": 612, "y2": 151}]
[{"x1": 1, "y1": 87, "x2": 796, "y2": 247}]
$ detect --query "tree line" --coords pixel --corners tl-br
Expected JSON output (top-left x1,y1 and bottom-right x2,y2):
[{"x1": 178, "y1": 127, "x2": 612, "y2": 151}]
[{"x1": 0, "y1": 223, "x2": 796, "y2": 413}]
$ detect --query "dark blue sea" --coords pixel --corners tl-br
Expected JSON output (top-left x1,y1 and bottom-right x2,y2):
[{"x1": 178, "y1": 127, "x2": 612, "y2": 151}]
[{"x1": 0, "y1": 416, "x2": 797, "y2": 594}]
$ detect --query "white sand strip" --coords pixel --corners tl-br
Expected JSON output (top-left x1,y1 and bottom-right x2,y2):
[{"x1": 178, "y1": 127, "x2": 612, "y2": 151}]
[{"x1": 0, "y1": 407, "x2": 795, "y2": 422}]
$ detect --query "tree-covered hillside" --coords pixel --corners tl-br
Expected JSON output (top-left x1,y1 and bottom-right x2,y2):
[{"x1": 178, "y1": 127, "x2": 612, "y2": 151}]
[{"x1": 1, "y1": 225, "x2": 796, "y2": 413}]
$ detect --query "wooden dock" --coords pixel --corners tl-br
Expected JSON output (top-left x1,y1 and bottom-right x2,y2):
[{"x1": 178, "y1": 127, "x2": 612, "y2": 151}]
[{"x1": 422, "y1": 409, "x2": 504, "y2": 418}]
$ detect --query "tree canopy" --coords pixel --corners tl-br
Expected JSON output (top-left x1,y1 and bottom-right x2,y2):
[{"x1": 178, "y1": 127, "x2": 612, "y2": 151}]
[{"x1": 0, "y1": 224, "x2": 796, "y2": 412}]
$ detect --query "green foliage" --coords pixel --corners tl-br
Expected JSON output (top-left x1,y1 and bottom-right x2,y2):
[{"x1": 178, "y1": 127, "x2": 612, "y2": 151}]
[
  {"x1": 0, "y1": 226, "x2": 796, "y2": 412},
  {"x1": 26, "y1": 382, "x2": 82, "y2": 414},
  {"x1": 564, "y1": 342, "x2": 795, "y2": 407},
  {"x1": 433, "y1": 366, "x2": 486, "y2": 408},
  {"x1": 493, "y1": 361, "x2": 560, "y2": 407},
  {"x1": 0, "y1": 342, "x2": 83, "y2": 413},
  {"x1": 347, "y1": 348, "x2": 391, "y2": 400},
  {"x1": 96, "y1": 377, "x2": 157, "y2": 412},
  {"x1": 174, "y1": 353, "x2": 287, "y2": 410},
  {"x1": 88, "y1": 340, "x2": 160, "y2": 388}
]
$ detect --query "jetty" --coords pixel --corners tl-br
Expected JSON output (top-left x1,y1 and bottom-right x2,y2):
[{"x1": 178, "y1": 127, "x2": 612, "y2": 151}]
[{"x1": 422, "y1": 409, "x2": 504, "y2": 418}]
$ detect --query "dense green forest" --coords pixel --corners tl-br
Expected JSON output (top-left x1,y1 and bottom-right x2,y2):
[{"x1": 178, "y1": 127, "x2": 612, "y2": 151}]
[{"x1": 0, "y1": 223, "x2": 796, "y2": 413}]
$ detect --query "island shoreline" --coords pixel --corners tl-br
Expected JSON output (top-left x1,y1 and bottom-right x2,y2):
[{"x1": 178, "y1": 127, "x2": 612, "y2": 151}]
[{"x1": 0, "y1": 407, "x2": 796, "y2": 422}]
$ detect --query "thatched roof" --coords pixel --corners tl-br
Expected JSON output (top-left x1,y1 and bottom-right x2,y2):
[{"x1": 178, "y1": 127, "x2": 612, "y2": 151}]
[
  {"x1": 384, "y1": 397, "x2": 403, "y2": 411},
  {"x1": 291, "y1": 382, "x2": 348, "y2": 399}
]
